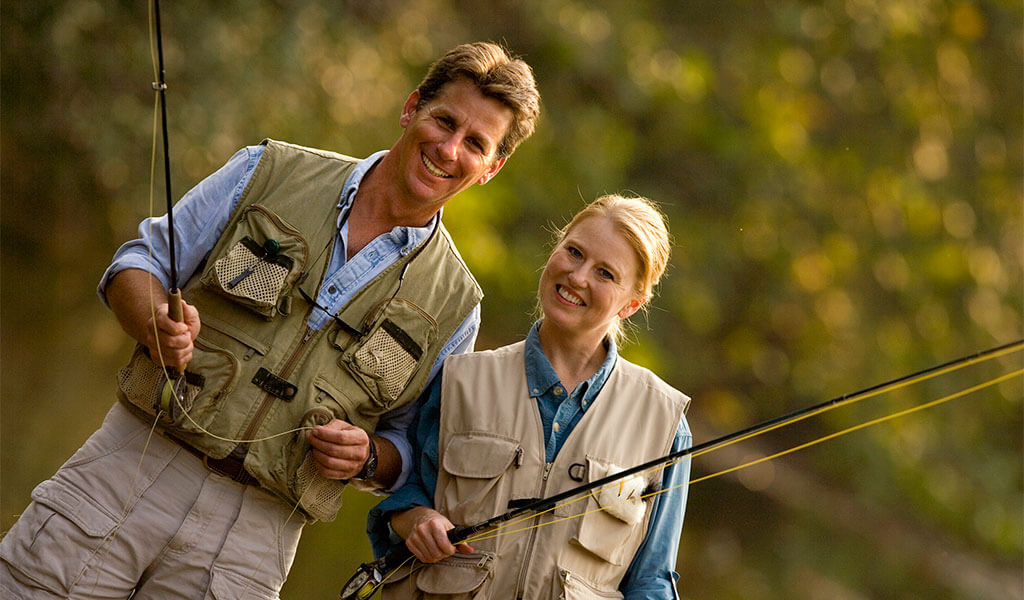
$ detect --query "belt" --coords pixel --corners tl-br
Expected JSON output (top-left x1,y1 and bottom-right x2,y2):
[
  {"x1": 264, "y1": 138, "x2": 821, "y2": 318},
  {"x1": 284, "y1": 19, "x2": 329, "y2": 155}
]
[{"x1": 169, "y1": 435, "x2": 259, "y2": 487}]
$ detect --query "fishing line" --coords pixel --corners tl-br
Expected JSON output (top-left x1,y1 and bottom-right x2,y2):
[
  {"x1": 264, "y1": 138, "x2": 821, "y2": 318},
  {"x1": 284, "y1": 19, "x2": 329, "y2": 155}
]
[
  {"x1": 446, "y1": 341, "x2": 1023, "y2": 546},
  {"x1": 460, "y1": 368, "x2": 1022, "y2": 546}
]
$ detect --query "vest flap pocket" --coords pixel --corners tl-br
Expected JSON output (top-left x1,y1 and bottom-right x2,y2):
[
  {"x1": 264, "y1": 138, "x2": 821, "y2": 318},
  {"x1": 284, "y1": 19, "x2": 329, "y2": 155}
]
[
  {"x1": 442, "y1": 433, "x2": 520, "y2": 478},
  {"x1": 116, "y1": 337, "x2": 239, "y2": 433},
  {"x1": 200, "y1": 204, "x2": 309, "y2": 319},
  {"x1": 415, "y1": 552, "x2": 495, "y2": 594},
  {"x1": 339, "y1": 298, "x2": 439, "y2": 411},
  {"x1": 570, "y1": 457, "x2": 650, "y2": 566}
]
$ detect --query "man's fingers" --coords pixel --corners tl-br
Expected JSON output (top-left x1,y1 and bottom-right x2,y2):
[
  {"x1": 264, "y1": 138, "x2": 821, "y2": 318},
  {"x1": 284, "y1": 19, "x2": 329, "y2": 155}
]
[{"x1": 305, "y1": 422, "x2": 372, "y2": 480}]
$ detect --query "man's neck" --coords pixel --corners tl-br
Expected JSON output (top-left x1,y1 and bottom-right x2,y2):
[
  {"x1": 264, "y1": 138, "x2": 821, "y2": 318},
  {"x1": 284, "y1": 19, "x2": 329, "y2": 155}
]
[{"x1": 346, "y1": 157, "x2": 437, "y2": 259}]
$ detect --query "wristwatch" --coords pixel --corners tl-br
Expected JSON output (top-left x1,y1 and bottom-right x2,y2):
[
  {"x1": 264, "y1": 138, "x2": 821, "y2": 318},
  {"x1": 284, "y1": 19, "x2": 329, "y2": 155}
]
[{"x1": 354, "y1": 436, "x2": 378, "y2": 480}]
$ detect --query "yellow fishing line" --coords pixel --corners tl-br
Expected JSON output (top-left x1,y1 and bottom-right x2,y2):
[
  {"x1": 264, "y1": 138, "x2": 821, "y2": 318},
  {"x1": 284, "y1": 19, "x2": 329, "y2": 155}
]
[
  {"x1": 461, "y1": 367, "x2": 1022, "y2": 546},
  {"x1": 454, "y1": 346, "x2": 1022, "y2": 545}
]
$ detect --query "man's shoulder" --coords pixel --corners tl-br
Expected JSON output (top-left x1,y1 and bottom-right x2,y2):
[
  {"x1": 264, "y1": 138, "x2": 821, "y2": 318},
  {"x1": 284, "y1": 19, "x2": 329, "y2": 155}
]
[{"x1": 261, "y1": 138, "x2": 361, "y2": 165}]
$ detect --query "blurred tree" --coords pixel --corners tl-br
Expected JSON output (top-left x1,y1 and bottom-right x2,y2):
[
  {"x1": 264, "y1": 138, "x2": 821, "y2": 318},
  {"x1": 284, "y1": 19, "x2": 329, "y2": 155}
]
[{"x1": 2, "y1": 1, "x2": 1020, "y2": 598}]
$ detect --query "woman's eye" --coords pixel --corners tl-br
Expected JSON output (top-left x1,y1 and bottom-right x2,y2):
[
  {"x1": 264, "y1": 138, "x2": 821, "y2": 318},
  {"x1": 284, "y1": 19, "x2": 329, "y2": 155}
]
[{"x1": 599, "y1": 268, "x2": 615, "y2": 281}]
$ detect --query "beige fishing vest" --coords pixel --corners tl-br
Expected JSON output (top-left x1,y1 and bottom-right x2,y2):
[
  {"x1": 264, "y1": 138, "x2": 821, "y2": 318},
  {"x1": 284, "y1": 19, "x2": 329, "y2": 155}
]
[
  {"x1": 115, "y1": 139, "x2": 482, "y2": 521},
  {"x1": 383, "y1": 341, "x2": 689, "y2": 599}
]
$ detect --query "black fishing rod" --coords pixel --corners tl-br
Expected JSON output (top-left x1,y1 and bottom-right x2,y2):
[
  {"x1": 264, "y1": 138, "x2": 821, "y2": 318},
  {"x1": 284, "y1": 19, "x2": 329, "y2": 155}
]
[
  {"x1": 339, "y1": 338, "x2": 1023, "y2": 599},
  {"x1": 150, "y1": 0, "x2": 188, "y2": 412},
  {"x1": 152, "y1": 0, "x2": 181, "y2": 322}
]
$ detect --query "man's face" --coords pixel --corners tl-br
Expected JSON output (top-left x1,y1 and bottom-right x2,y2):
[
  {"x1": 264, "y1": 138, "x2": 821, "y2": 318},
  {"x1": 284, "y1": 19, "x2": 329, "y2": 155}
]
[{"x1": 392, "y1": 78, "x2": 513, "y2": 211}]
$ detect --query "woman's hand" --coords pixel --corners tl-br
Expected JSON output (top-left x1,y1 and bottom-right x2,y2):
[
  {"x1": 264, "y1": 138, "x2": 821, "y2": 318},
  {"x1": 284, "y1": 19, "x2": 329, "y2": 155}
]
[{"x1": 392, "y1": 506, "x2": 474, "y2": 563}]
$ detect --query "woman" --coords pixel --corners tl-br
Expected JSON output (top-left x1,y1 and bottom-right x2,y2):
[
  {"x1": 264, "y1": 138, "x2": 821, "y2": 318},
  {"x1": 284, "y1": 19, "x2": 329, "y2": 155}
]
[{"x1": 367, "y1": 195, "x2": 692, "y2": 599}]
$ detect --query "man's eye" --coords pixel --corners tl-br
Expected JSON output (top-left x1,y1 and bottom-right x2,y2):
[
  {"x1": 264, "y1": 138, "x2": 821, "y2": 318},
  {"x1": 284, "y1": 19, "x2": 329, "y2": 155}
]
[{"x1": 567, "y1": 246, "x2": 582, "y2": 258}]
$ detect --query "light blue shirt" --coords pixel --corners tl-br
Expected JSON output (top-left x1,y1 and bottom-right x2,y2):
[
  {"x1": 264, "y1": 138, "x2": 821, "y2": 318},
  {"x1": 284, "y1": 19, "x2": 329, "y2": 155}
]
[
  {"x1": 98, "y1": 144, "x2": 481, "y2": 491},
  {"x1": 368, "y1": 321, "x2": 691, "y2": 599}
]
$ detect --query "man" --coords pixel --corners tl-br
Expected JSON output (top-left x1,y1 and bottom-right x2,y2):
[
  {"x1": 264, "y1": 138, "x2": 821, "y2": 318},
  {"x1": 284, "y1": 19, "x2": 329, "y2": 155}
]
[{"x1": 1, "y1": 41, "x2": 540, "y2": 599}]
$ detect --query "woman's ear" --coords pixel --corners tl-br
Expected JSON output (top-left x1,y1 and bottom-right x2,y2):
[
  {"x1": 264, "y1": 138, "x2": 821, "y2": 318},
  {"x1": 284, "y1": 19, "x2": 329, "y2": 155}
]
[{"x1": 618, "y1": 295, "x2": 648, "y2": 320}]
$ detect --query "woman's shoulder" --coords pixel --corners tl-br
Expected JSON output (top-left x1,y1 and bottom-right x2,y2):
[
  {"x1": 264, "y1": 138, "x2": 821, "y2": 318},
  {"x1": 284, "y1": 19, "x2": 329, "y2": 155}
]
[
  {"x1": 613, "y1": 355, "x2": 691, "y2": 414},
  {"x1": 449, "y1": 339, "x2": 526, "y2": 364}
]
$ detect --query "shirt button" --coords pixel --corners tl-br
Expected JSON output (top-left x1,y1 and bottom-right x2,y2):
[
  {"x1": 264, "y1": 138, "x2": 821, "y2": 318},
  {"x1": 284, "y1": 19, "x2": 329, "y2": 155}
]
[
  {"x1": 532, "y1": 388, "x2": 540, "y2": 395},
  {"x1": 553, "y1": 422, "x2": 560, "y2": 433},
  {"x1": 328, "y1": 285, "x2": 337, "y2": 294},
  {"x1": 553, "y1": 386, "x2": 564, "y2": 396}
]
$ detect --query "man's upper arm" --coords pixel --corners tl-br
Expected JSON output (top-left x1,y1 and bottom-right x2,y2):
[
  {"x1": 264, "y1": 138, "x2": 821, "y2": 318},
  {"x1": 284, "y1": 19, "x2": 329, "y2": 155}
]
[{"x1": 97, "y1": 145, "x2": 264, "y2": 306}]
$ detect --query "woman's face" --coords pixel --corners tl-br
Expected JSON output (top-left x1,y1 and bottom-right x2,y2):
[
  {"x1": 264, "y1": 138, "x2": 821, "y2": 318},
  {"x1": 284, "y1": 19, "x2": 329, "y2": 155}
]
[{"x1": 539, "y1": 215, "x2": 646, "y2": 343}]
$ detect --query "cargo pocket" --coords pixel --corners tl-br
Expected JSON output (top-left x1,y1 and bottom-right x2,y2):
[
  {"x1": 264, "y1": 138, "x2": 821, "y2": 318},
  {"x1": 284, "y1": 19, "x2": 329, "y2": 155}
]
[
  {"x1": 394, "y1": 552, "x2": 495, "y2": 599},
  {"x1": 554, "y1": 568, "x2": 624, "y2": 599},
  {"x1": 568, "y1": 458, "x2": 652, "y2": 566},
  {"x1": 441, "y1": 433, "x2": 521, "y2": 525},
  {"x1": 200, "y1": 204, "x2": 309, "y2": 319},
  {"x1": 207, "y1": 566, "x2": 278, "y2": 600},
  {"x1": 0, "y1": 480, "x2": 118, "y2": 596},
  {"x1": 339, "y1": 299, "x2": 438, "y2": 410},
  {"x1": 116, "y1": 335, "x2": 240, "y2": 433}
]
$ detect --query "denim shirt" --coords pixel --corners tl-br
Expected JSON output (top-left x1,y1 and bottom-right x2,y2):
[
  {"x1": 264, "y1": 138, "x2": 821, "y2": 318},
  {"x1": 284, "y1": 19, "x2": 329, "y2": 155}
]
[
  {"x1": 97, "y1": 144, "x2": 481, "y2": 491},
  {"x1": 368, "y1": 321, "x2": 691, "y2": 599}
]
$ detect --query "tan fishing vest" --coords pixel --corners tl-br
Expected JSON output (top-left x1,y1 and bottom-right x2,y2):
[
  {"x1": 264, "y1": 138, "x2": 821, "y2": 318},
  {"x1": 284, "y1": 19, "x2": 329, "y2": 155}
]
[
  {"x1": 383, "y1": 341, "x2": 689, "y2": 599},
  {"x1": 115, "y1": 139, "x2": 482, "y2": 521}
]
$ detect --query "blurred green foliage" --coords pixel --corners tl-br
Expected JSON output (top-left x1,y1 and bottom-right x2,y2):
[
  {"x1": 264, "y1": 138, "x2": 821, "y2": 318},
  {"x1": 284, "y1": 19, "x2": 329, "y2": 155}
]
[{"x1": 2, "y1": 1, "x2": 1021, "y2": 598}]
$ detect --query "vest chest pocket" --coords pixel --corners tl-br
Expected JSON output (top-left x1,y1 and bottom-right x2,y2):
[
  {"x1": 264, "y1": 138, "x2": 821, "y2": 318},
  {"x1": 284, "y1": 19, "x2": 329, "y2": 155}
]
[
  {"x1": 338, "y1": 298, "x2": 438, "y2": 411},
  {"x1": 200, "y1": 204, "x2": 309, "y2": 319},
  {"x1": 441, "y1": 433, "x2": 521, "y2": 526},
  {"x1": 563, "y1": 457, "x2": 654, "y2": 566}
]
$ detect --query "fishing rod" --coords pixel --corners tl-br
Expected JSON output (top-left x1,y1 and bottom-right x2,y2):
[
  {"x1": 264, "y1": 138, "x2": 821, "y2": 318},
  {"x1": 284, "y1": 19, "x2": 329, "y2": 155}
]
[
  {"x1": 149, "y1": 0, "x2": 189, "y2": 411},
  {"x1": 339, "y1": 338, "x2": 1023, "y2": 599}
]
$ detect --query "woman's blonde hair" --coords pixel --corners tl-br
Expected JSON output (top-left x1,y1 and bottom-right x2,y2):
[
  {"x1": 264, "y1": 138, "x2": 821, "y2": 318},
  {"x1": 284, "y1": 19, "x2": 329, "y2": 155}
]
[{"x1": 543, "y1": 194, "x2": 672, "y2": 344}]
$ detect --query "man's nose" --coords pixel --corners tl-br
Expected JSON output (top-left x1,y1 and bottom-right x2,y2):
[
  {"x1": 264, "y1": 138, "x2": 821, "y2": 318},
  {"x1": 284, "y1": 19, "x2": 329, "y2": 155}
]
[{"x1": 438, "y1": 133, "x2": 461, "y2": 161}]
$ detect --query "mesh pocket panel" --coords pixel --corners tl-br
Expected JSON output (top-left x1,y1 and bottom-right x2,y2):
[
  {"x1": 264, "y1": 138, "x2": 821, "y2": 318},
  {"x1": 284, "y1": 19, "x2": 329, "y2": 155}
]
[
  {"x1": 354, "y1": 327, "x2": 418, "y2": 401},
  {"x1": 117, "y1": 347, "x2": 200, "y2": 419},
  {"x1": 295, "y1": 453, "x2": 345, "y2": 522},
  {"x1": 213, "y1": 241, "x2": 290, "y2": 308}
]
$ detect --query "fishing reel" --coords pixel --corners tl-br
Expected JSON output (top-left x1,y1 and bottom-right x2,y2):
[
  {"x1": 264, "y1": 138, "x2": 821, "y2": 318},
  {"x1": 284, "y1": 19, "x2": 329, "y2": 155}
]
[{"x1": 339, "y1": 557, "x2": 388, "y2": 600}]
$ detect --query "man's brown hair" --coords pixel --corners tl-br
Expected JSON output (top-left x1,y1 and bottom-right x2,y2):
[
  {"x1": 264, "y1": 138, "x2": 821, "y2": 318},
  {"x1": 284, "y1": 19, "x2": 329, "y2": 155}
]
[{"x1": 417, "y1": 42, "x2": 541, "y2": 159}]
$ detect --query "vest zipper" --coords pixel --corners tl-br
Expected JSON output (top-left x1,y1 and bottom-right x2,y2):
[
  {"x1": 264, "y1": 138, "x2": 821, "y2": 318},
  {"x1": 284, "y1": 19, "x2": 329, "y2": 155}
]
[
  {"x1": 237, "y1": 325, "x2": 318, "y2": 450},
  {"x1": 514, "y1": 461, "x2": 553, "y2": 598}
]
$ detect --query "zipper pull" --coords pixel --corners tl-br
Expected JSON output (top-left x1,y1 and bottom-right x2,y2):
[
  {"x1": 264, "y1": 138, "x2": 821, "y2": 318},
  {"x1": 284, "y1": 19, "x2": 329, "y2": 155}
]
[
  {"x1": 514, "y1": 447, "x2": 524, "y2": 468},
  {"x1": 543, "y1": 462, "x2": 553, "y2": 481},
  {"x1": 227, "y1": 263, "x2": 258, "y2": 289}
]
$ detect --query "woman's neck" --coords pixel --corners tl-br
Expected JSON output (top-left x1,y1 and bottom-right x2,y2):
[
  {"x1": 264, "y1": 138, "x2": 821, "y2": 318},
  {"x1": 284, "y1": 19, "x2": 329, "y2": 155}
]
[{"x1": 536, "y1": 321, "x2": 608, "y2": 393}]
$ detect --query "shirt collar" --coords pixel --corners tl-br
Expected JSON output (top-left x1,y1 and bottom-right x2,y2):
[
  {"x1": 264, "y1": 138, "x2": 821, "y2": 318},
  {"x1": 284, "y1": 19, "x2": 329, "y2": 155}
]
[{"x1": 524, "y1": 320, "x2": 618, "y2": 408}]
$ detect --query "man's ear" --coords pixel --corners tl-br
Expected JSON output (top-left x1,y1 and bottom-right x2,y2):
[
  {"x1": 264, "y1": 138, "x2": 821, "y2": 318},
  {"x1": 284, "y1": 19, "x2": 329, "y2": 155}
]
[
  {"x1": 399, "y1": 90, "x2": 421, "y2": 128},
  {"x1": 618, "y1": 295, "x2": 648, "y2": 319},
  {"x1": 477, "y1": 156, "x2": 508, "y2": 185}
]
